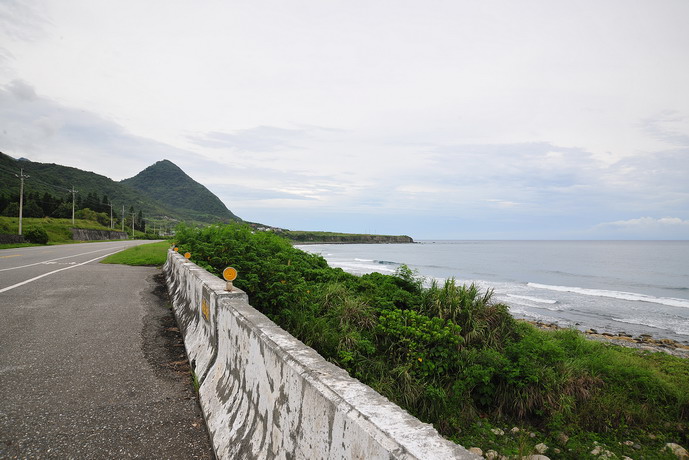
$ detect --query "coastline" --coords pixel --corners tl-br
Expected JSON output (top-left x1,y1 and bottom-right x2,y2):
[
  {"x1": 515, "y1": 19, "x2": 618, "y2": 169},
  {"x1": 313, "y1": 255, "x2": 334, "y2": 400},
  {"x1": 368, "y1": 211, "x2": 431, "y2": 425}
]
[{"x1": 526, "y1": 320, "x2": 689, "y2": 359}]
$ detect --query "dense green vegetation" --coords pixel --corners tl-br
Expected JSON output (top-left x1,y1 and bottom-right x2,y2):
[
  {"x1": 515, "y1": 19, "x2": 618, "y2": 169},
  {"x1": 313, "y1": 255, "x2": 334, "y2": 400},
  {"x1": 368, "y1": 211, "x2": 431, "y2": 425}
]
[
  {"x1": 0, "y1": 216, "x2": 159, "y2": 246},
  {"x1": 0, "y1": 152, "x2": 239, "y2": 228},
  {"x1": 101, "y1": 240, "x2": 171, "y2": 266},
  {"x1": 281, "y1": 229, "x2": 413, "y2": 243},
  {"x1": 0, "y1": 216, "x2": 112, "y2": 243},
  {"x1": 174, "y1": 222, "x2": 688, "y2": 459}
]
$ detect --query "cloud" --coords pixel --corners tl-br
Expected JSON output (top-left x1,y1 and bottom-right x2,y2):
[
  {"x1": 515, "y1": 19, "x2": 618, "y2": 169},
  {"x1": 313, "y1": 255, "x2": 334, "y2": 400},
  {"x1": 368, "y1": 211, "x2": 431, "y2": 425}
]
[
  {"x1": 594, "y1": 217, "x2": 689, "y2": 239},
  {"x1": 6, "y1": 79, "x2": 36, "y2": 100},
  {"x1": 641, "y1": 111, "x2": 689, "y2": 147},
  {"x1": 0, "y1": 1, "x2": 49, "y2": 42},
  {"x1": 0, "y1": 80, "x2": 214, "y2": 180},
  {"x1": 190, "y1": 126, "x2": 306, "y2": 152}
]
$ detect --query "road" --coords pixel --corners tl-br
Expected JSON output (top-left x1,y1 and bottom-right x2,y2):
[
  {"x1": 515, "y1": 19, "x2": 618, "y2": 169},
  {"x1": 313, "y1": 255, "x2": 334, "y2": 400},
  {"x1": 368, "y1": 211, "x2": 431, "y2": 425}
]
[{"x1": 0, "y1": 241, "x2": 214, "y2": 459}]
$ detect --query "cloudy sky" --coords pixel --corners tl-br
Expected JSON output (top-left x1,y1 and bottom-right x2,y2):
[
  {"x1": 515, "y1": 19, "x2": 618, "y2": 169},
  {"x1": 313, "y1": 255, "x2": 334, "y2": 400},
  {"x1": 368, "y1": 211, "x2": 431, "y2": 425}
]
[{"x1": 1, "y1": 1, "x2": 688, "y2": 239}]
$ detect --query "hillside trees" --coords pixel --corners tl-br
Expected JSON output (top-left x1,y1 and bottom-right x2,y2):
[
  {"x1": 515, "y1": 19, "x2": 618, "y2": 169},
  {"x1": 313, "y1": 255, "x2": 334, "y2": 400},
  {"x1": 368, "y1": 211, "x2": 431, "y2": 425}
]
[{"x1": 0, "y1": 190, "x2": 147, "y2": 231}]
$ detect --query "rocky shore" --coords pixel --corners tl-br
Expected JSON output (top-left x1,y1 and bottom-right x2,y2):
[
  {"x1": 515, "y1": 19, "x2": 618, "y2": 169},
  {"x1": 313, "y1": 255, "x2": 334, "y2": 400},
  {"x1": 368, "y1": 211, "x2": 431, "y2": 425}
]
[{"x1": 526, "y1": 320, "x2": 689, "y2": 359}]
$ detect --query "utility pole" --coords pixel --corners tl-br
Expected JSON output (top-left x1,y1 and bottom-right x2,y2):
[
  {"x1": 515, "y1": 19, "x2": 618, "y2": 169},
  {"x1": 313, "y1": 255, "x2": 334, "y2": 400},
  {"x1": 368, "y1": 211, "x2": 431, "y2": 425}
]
[
  {"x1": 108, "y1": 201, "x2": 113, "y2": 229},
  {"x1": 131, "y1": 211, "x2": 135, "y2": 237},
  {"x1": 15, "y1": 169, "x2": 29, "y2": 236},
  {"x1": 69, "y1": 186, "x2": 78, "y2": 226},
  {"x1": 121, "y1": 205, "x2": 125, "y2": 232}
]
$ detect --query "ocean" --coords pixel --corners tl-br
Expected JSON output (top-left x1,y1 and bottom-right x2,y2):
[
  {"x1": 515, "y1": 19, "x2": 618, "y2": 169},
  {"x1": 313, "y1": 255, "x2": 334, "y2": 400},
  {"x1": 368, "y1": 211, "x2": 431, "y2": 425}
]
[{"x1": 296, "y1": 240, "x2": 689, "y2": 344}]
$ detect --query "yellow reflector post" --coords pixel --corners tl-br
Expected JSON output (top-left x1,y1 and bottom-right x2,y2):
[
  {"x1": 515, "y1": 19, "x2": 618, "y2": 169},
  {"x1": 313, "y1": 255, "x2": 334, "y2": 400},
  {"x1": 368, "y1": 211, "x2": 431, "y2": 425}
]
[{"x1": 223, "y1": 267, "x2": 238, "y2": 281}]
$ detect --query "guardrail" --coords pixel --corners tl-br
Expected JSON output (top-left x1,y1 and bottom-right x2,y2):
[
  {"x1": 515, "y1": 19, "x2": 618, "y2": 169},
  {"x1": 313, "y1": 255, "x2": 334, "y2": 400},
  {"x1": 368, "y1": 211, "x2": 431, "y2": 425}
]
[{"x1": 164, "y1": 250, "x2": 477, "y2": 459}]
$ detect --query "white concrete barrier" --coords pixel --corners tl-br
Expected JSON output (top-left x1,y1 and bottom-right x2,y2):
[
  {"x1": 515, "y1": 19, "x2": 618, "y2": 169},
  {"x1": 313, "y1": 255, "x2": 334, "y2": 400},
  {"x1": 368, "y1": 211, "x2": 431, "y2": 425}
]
[{"x1": 164, "y1": 250, "x2": 478, "y2": 460}]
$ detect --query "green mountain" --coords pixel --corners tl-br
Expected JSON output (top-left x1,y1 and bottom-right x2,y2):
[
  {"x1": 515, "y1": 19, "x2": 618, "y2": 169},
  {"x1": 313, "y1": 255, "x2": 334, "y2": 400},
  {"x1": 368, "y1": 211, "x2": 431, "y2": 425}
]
[
  {"x1": 0, "y1": 152, "x2": 240, "y2": 225},
  {"x1": 121, "y1": 160, "x2": 239, "y2": 222}
]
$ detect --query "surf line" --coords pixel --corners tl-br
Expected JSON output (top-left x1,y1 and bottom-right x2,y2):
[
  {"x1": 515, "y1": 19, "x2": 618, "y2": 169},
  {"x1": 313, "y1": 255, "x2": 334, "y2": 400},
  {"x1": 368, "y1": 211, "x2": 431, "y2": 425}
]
[{"x1": 0, "y1": 251, "x2": 122, "y2": 294}]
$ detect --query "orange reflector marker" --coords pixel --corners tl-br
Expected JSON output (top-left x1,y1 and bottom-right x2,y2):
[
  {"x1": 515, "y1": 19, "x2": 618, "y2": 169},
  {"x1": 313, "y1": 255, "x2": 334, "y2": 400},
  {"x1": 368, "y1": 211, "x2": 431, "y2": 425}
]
[
  {"x1": 184, "y1": 252, "x2": 191, "y2": 259},
  {"x1": 173, "y1": 247, "x2": 179, "y2": 252},
  {"x1": 223, "y1": 267, "x2": 238, "y2": 281}
]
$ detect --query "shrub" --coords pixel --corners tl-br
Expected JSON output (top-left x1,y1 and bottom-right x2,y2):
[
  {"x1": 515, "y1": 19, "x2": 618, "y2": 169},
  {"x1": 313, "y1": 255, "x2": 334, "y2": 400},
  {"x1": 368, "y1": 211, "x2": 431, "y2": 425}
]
[
  {"x1": 24, "y1": 226, "x2": 49, "y2": 244},
  {"x1": 174, "y1": 221, "x2": 689, "y2": 456}
]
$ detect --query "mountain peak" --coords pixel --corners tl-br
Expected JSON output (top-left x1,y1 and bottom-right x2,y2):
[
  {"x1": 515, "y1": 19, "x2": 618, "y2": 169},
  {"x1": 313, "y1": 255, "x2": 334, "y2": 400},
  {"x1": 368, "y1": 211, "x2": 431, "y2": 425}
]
[{"x1": 121, "y1": 160, "x2": 239, "y2": 222}]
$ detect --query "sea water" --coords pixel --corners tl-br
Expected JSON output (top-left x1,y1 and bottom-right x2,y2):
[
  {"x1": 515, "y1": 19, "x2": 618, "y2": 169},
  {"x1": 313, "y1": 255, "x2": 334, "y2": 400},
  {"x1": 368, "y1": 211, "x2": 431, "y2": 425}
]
[{"x1": 296, "y1": 241, "x2": 689, "y2": 344}]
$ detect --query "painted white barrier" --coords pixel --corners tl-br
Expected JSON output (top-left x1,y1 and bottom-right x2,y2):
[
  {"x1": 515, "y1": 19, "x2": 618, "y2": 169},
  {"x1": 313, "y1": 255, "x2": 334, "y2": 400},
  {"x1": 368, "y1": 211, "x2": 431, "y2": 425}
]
[{"x1": 164, "y1": 250, "x2": 479, "y2": 460}]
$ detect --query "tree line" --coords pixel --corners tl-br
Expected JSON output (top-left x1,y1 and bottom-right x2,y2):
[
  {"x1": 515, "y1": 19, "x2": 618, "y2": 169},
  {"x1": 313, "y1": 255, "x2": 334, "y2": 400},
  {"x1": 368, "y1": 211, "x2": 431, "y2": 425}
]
[{"x1": 0, "y1": 190, "x2": 150, "y2": 233}]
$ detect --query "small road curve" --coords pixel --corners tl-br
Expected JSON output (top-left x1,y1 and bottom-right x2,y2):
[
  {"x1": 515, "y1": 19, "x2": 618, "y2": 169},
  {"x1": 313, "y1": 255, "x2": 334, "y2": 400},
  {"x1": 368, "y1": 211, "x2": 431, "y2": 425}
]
[{"x1": 0, "y1": 241, "x2": 214, "y2": 459}]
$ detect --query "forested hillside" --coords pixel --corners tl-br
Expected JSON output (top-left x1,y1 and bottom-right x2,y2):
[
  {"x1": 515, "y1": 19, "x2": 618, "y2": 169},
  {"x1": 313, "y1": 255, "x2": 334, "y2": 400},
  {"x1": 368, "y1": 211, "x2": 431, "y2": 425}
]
[
  {"x1": 0, "y1": 152, "x2": 240, "y2": 229},
  {"x1": 120, "y1": 159, "x2": 239, "y2": 223}
]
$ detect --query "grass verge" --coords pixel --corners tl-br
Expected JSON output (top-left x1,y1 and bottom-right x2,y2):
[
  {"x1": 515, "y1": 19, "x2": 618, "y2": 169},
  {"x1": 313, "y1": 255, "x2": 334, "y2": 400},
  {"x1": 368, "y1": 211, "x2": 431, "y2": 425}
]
[{"x1": 101, "y1": 240, "x2": 170, "y2": 266}]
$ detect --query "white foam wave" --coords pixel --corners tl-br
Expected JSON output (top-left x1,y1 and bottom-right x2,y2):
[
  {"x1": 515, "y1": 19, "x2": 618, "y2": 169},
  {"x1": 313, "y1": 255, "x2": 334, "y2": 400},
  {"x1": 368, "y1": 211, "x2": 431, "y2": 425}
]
[
  {"x1": 611, "y1": 317, "x2": 689, "y2": 336},
  {"x1": 328, "y1": 261, "x2": 396, "y2": 274},
  {"x1": 499, "y1": 296, "x2": 563, "y2": 311},
  {"x1": 506, "y1": 294, "x2": 558, "y2": 304},
  {"x1": 506, "y1": 306, "x2": 562, "y2": 324},
  {"x1": 528, "y1": 283, "x2": 689, "y2": 309}
]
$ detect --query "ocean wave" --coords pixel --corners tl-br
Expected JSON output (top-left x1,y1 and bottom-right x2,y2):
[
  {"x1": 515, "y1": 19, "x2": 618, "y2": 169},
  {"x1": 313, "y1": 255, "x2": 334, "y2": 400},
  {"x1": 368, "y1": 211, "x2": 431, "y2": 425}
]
[
  {"x1": 375, "y1": 260, "x2": 399, "y2": 266},
  {"x1": 328, "y1": 261, "x2": 397, "y2": 274},
  {"x1": 506, "y1": 294, "x2": 558, "y2": 305},
  {"x1": 611, "y1": 317, "x2": 689, "y2": 336},
  {"x1": 528, "y1": 283, "x2": 689, "y2": 309},
  {"x1": 500, "y1": 296, "x2": 564, "y2": 312},
  {"x1": 506, "y1": 306, "x2": 562, "y2": 324}
]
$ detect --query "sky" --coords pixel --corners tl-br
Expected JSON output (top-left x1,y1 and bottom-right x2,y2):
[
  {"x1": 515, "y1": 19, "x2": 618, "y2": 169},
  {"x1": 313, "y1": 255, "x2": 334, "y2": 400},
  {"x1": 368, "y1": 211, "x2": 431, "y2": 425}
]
[{"x1": 1, "y1": 0, "x2": 688, "y2": 240}]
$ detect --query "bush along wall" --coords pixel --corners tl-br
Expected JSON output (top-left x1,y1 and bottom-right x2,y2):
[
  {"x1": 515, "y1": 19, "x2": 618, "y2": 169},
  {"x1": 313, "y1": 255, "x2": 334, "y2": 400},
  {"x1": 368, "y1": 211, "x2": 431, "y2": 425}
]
[{"x1": 174, "y1": 223, "x2": 689, "y2": 459}]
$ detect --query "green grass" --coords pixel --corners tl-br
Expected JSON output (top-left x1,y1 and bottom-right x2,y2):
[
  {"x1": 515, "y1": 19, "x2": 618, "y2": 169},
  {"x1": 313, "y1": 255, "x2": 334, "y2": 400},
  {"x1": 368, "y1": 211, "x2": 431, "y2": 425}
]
[
  {"x1": 0, "y1": 216, "x2": 114, "y2": 244},
  {"x1": 100, "y1": 240, "x2": 170, "y2": 266}
]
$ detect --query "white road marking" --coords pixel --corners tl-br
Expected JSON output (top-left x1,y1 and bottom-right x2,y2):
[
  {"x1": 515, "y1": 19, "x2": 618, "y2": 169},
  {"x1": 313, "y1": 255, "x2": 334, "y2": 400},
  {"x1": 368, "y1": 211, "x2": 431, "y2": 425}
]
[
  {"x1": 0, "y1": 246, "x2": 128, "y2": 272},
  {"x1": 0, "y1": 250, "x2": 123, "y2": 294}
]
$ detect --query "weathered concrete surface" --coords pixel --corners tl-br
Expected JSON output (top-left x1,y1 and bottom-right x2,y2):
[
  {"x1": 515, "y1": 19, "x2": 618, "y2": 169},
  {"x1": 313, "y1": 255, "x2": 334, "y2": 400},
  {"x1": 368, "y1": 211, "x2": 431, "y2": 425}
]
[
  {"x1": 0, "y1": 233, "x2": 24, "y2": 244},
  {"x1": 0, "y1": 244, "x2": 213, "y2": 459},
  {"x1": 165, "y1": 250, "x2": 480, "y2": 460},
  {"x1": 71, "y1": 228, "x2": 128, "y2": 240}
]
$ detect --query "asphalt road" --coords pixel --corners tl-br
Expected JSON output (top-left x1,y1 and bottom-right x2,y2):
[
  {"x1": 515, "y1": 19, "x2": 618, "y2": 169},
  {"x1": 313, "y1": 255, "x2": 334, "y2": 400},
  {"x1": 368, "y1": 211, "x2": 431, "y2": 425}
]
[{"x1": 0, "y1": 241, "x2": 214, "y2": 459}]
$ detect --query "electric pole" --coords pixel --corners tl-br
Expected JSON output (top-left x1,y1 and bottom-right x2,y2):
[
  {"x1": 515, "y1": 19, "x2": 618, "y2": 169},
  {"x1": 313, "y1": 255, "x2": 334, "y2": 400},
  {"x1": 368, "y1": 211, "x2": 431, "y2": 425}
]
[
  {"x1": 69, "y1": 186, "x2": 78, "y2": 226},
  {"x1": 15, "y1": 169, "x2": 29, "y2": 236},
  {"x1": 108, "y1": 201, "x2": 113, "y2": 229},
  {"x1": 131, "y1": 211, "x2": 135, "y2": 237},
  {"x1": 121, "y1": 205, "x2": 125, "y2": 232}
]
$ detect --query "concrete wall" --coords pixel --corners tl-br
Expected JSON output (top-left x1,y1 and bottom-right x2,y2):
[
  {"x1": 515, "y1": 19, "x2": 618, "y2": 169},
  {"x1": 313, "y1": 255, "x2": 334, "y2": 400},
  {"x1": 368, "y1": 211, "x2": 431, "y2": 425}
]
[
  {"x1": 71, "y1": 228, "x2": 128, "y2": 241},
  {"x1": 0, "y1": 233, "x2": 25, "y2": 244},
  {"x1": 164, "y1": 250, "x2": 478, "y2": 460}
]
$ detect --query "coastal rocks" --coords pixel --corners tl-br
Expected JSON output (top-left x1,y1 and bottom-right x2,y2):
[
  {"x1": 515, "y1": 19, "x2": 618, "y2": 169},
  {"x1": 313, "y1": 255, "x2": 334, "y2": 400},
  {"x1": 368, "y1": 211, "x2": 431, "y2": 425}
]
[
  {"x1": 468, "y1": 447, "x2": 483, "y2": 456},
  {"x1": 665, "y1": 443, "x2": 689, "y2": 459},
  {"x1": 534, "y1": 443, "x2": 548, "y2": 454},
  {"x1": 591, "y1": 443, "x2": 616, "y2": 459},
  {"x1": 485, "y1": 450, "x2": 499, "y2": 460},
  {"x1": 524, "y1": 320, "x2": 689, "y2": 359}
]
